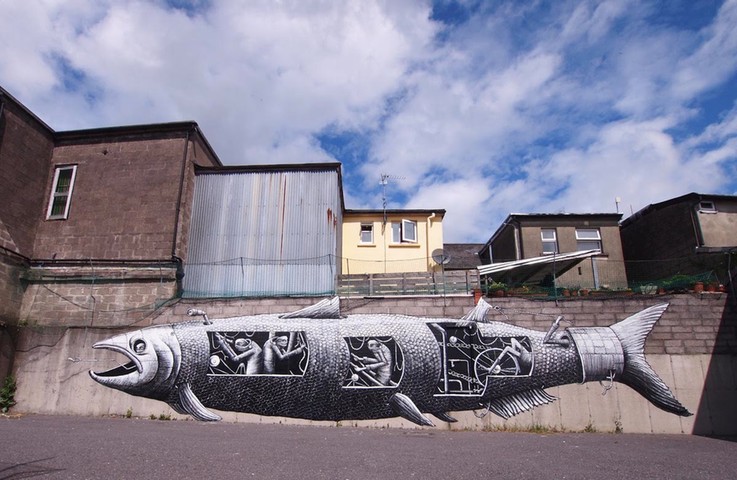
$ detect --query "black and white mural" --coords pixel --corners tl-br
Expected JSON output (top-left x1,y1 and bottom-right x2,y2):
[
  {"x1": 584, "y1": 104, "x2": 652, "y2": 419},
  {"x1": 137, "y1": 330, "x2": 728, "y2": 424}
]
[
  {"x1": 89, "y1": 298, "x2": 692, "y2": 425},
  {"x1": 343, "y1": 337, "x2": 404, "y2": 388},
  {"x1": 208, "y1": 331, "x2": 308, "y2": 376}
]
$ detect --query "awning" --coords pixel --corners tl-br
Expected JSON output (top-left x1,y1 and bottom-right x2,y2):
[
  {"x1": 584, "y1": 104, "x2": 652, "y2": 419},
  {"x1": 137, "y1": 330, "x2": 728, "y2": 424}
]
[{"x1": 477, "y1": 250, "x2": 600, "y2": 284}]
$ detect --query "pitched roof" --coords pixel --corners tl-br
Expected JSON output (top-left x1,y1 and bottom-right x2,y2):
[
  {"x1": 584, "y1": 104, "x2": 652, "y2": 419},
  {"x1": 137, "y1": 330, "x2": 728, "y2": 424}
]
[{"x1": 442, "y1": 243, "x2": 484, "y2": 270}]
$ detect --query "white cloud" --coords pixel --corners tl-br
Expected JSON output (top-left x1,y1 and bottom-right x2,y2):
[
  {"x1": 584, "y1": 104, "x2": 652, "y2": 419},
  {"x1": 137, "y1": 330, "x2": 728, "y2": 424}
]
[
  {"x1": 1, "y1": 0, "x2": 436, "y2": 164},
  {"x1": 2, "y1": 0, "x2": 737, "y2": 244},
  {"x1": 406, "y1": 177, "x2": 494, "y2": 242}
]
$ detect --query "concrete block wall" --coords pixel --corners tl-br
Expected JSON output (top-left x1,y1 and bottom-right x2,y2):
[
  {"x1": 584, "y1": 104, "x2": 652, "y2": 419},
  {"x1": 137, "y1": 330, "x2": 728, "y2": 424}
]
[
  {"x1": 9, "y1": 293, "x2": 737, "y2": 435},
  {"x1": 33, "y1": 137, "x2": 189, "y2": 261},
  {"x1": 0, "y1": 96, "x2": 55, "y2": 258},
  {"x1": 18, "y1": 270, "x2": 179, "y2": 328}
]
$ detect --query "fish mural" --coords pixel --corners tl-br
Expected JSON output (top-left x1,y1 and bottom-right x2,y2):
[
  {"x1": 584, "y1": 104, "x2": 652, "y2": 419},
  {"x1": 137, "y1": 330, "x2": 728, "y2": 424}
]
[{"x1": 89, "y1": 298, "x2": 691, "y2": 426}]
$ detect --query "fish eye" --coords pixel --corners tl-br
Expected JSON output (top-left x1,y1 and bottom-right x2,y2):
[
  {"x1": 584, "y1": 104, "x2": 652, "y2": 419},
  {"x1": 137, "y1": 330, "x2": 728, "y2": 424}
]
[{"x1": 132, "y1": 339, "x2": 147, "y2": 354}]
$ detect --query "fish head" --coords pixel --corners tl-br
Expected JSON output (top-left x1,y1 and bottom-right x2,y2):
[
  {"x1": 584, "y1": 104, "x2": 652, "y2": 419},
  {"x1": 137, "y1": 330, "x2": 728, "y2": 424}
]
[{"x1": 89, "y1": 325, "x2": 181, "y2": 399}]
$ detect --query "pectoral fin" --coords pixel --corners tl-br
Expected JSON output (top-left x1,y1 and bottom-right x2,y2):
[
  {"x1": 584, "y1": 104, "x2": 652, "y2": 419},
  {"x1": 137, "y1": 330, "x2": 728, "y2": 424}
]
[
  {"x1": 389, "y1": 393, "x2": 434, "y2": 427},
  {"x1": 432, "y1": 411, "x2": 457, "y2": 423},
  {"x1": 176, "y1": 383, "x2": 221, "y2": 421}
]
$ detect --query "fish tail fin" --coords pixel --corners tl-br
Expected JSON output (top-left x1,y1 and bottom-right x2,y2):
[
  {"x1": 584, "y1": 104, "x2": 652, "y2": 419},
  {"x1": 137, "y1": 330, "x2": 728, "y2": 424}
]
[{"x1": 610, "y1": 303, "x2": 692, "y2": 417}]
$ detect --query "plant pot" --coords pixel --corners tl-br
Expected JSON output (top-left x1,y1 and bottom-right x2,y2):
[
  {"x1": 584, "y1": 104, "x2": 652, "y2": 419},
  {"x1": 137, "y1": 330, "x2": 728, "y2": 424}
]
[
  {"x1": 473, "y1": 289, "x2": 483, "y2": 304},
  {"x1": 693, "y1": 282, "x2": 704, "y2": 293}
]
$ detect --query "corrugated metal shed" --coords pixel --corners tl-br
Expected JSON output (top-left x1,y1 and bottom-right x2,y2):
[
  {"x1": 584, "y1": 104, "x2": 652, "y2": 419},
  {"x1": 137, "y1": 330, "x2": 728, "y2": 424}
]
[{"x1": 183, "y1": 165, "x2": 342, "y2": 297}]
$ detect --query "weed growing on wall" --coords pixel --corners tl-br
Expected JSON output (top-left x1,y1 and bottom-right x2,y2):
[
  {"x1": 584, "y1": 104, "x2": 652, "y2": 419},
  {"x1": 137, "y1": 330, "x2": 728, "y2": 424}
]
[{"x1": 0, "y1": 375, "x2": 17, "y2": 413}]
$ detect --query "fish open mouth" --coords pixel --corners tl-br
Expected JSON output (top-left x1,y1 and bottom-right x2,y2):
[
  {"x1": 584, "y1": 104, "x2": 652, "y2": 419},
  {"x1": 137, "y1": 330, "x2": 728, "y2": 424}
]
[{"x1": 90, "y1": 342, "x2": 142, "y2": 381}]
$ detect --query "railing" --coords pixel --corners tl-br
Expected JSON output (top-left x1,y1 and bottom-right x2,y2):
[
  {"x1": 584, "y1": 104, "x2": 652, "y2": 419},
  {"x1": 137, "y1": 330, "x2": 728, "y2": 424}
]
[{"x1": 338, "y1": 270, "x2": 480, "y2": 297}]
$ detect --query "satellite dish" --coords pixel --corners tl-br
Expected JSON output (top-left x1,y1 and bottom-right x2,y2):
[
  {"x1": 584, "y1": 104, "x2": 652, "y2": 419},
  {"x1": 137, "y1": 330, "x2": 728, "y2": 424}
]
[{"x1": 432, "y1": 248, "x2": 451, "y2": 265}]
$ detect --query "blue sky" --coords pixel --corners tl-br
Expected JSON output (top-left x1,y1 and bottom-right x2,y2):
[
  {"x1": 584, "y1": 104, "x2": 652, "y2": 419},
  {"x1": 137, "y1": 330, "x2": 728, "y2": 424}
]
[{"x1": 2, "y1": 0, "x2": 736, "y2": 242}]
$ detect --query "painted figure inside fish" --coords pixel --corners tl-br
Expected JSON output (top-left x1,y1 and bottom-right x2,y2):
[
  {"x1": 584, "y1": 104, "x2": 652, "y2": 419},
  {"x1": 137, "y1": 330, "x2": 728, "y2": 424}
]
[{"x1": 89, "y1": 298, "x2": 691, "y2": 426}]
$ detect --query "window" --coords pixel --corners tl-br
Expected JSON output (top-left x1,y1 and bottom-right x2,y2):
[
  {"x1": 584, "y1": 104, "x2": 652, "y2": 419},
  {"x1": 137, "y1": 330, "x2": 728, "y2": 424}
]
[
  {"x1": 698, "y1": 201, "x2": 717, "y2": 213},
  {"x1": 360, "y1": 223, "x2": 374, "y2": 244},
  {"x1": 575, "y1": 228, "x2": 601, "y2": 252},
  {"x1": 541, "y1": 228, "x2": 558, "y2": 254},
  {"x1": 46, "y1": 165, "x2": 77, "y2": 220},
  {"x1": 391, "y1": 219, "x2": 418, "y2": 243}
]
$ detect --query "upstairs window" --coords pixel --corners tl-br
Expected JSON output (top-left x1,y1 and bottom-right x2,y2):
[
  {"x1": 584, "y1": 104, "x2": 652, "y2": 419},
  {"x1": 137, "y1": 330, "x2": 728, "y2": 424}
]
[
  {"x1": 360, "y1": 223, "x2": 374, "y2": 244},
  {"x1": 541, "y1": 228, "x2": 558, "y2": 254},
  {"x1": 46, "y1": 165, "x2": 77, "y2": 220},
  {"x1": 575, "y1": 228, "x2": 601, "y2": 252},
  {"x1": 391, "y1": 219, "x2": 418, "y2": 243},
  {"x1": 698, "y1": 201, "x2": 717, "y2": 213}
]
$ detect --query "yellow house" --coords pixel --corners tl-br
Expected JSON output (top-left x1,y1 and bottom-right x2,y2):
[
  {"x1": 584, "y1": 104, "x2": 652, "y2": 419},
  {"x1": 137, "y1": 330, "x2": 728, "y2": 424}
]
[{"x1": 342, "y1": 209, "x2": 446, "y2": 274}]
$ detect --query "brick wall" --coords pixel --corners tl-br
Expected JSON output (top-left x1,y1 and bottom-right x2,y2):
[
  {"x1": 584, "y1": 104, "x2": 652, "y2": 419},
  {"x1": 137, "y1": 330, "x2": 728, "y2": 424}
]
[
  {"x1": 19, "y1": 267, "x2": 179, "y2": 327},
  {"x1": 0, "y1": 253, "x2": 26, "y2": 326},
  {"x1": 0, "y1": 96, "x2": 54, "y2": 256},
  {"x1": 144, "y1": 293, "x2": 736, "y2": 356},
  {"x1": 33, "y1": 136, "x2": 190, "y2": 260}
]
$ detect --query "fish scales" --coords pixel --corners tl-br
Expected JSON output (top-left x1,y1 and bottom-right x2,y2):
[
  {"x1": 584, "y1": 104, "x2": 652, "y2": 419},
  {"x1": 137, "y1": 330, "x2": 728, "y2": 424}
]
[{"x1": 89, "y1": 299, "x2": 692, "y2": 425}]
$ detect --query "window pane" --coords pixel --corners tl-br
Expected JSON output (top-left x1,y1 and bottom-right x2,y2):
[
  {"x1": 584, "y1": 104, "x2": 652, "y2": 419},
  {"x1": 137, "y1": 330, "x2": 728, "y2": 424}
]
[
  {"x1": 402, "y1": 220, "x2": 417, "y2": 243},
  {"x1": 541, "y1": 228, "x2": 556, "y2": 240},
  {"x1": 575, "y1": 228, "x2": 600, "y2": 240},
  {"x1": 50, "y1": 195, "x2": 68, "y2": 217},
  {"x1": 577, "y1": 240, "x2": 601, "y2": 251},
  {"x1": 360, "y1": 224, "x2": 373, "y2": 243},
  {"x1": 542, "y1": 242, "x2": 558, "y2": 254},
  {"x1": 391, "y1": 223, "x2": 401, "y2": 243},
  {"x1": 55, "y1": 169, "x2": 73, "y2": 193}
]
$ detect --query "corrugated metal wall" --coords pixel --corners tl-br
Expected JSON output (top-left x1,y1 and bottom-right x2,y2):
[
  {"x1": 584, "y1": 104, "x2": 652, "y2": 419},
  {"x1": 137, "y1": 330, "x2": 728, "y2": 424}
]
[{"x1": 183, "y1": 168, "x2": 341, "y2": 297}]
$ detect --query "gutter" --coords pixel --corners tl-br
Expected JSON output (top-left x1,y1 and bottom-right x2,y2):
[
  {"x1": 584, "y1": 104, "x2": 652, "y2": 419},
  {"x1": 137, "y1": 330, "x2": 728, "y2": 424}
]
[{"x1": 172, "y1": 129, "x2": 191, "y2": 258}]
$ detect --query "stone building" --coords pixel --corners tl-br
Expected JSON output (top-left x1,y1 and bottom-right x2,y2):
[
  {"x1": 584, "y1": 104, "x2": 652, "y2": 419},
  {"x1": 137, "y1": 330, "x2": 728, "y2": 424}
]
[
  {"x1": 478, "y1": 213, "x2": 628, "y2": 290},
  {"x1": 620, "y1": 192, "x2": 737, "y2": 285},
  {"x1": 0, "y1": 86, "x2": 221, "y2": 377}
]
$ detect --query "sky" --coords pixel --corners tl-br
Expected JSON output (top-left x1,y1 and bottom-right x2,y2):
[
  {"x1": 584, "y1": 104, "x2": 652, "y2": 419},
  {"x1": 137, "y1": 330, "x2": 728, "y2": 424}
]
[{"x1": 2, "y1": 0, "x2": 736, "y2": 243}]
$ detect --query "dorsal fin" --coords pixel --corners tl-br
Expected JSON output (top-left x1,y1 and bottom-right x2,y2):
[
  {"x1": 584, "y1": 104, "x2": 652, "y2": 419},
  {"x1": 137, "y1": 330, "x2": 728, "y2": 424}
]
[
  {"x1": 461, "y1": 297, "x2": 492, "y2": 322},
  {"x1": 280, "y1": 297, "x2": 341, "y2": 319},
  {"x1": 487, "y1": 388, "x2": 556, "y2": 419}
]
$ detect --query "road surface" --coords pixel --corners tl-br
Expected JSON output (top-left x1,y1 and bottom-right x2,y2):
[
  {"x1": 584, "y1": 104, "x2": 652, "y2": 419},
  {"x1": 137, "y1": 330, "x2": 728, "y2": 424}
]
[{"x1": 0, "y1": 415, "x2": 734, "y2": 479}]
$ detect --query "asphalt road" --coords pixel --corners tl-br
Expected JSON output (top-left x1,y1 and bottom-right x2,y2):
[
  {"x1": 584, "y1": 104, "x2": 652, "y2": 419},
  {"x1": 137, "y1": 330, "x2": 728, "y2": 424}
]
[{"x1": 0, "y1": 414, "x2": 735, "y2": 480}]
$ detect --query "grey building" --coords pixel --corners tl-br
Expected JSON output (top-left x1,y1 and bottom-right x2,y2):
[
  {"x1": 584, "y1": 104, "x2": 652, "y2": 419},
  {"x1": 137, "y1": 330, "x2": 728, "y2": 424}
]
[
  {"x1": 184, "y1": 163, "x2": 344, "y2": 297},
  {"x1": 620, "y1": 193, "x2": 737, "y2": 285},
  {"x1": 479, "y1": 213, "x2": 627, "y2": 290}
]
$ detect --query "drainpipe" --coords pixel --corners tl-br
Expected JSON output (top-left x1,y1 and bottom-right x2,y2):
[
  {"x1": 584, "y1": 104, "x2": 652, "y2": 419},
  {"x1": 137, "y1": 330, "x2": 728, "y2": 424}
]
[
  {"x1": 426, "y1": 212, "x2": 436, "y2": 271},
  {"x1": 171, "y1": 129, "x2": 191, "y2": 259},
  {"x1": 513, "y1": 221, "x2": 521, "y2": 260},
  {"x1": 689, "y1": 198, "x2": 705, "y2": 250}
]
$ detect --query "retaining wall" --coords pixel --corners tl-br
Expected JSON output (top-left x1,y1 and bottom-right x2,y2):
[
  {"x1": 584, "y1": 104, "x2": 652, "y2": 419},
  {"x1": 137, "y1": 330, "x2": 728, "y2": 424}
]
[{"x1": 9, "y1": 293, "x2": 737, "y2": 435}]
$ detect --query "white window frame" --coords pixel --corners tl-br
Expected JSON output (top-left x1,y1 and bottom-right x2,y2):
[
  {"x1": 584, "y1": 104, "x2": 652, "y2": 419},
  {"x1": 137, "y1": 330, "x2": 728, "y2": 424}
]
[
  {"x1": 575, "y1": 228, "x2": 602, "y2": 252},
  {"x1": 46, "y1": 165, "x2": 77, "y2": 220},
  {"x1": 698, "y1": 201, "x2": 717, "y2": 213},
  {"x1": 541, "y1": 228, "x2": 558, "y2": 254},
  {"x1": 359, "y1": 223, "x2": 374, "y2": 244},
  {"x1": 391, "y1": 219, "x2": 418, "y2": 244},
  {"x1": 401, "y1": 219, "x2": 418, "y2": 243}
]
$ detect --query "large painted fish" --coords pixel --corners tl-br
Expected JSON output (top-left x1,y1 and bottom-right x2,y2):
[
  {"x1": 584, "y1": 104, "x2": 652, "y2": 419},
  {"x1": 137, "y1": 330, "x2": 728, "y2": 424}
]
[{"x1": 89, "y1": 298, "x2": 691, "y2": 426}]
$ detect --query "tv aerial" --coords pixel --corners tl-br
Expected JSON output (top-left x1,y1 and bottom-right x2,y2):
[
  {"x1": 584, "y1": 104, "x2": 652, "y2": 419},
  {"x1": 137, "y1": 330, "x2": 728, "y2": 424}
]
[{"x1": 380, "y1": 173, "x2": 405, "y2": 228}]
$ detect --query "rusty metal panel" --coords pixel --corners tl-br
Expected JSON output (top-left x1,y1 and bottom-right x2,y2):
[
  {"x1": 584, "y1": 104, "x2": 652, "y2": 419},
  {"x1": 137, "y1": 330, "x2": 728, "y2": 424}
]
[{"x1": 183, "y1": 168, "x2": 341, "y2": 297}]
